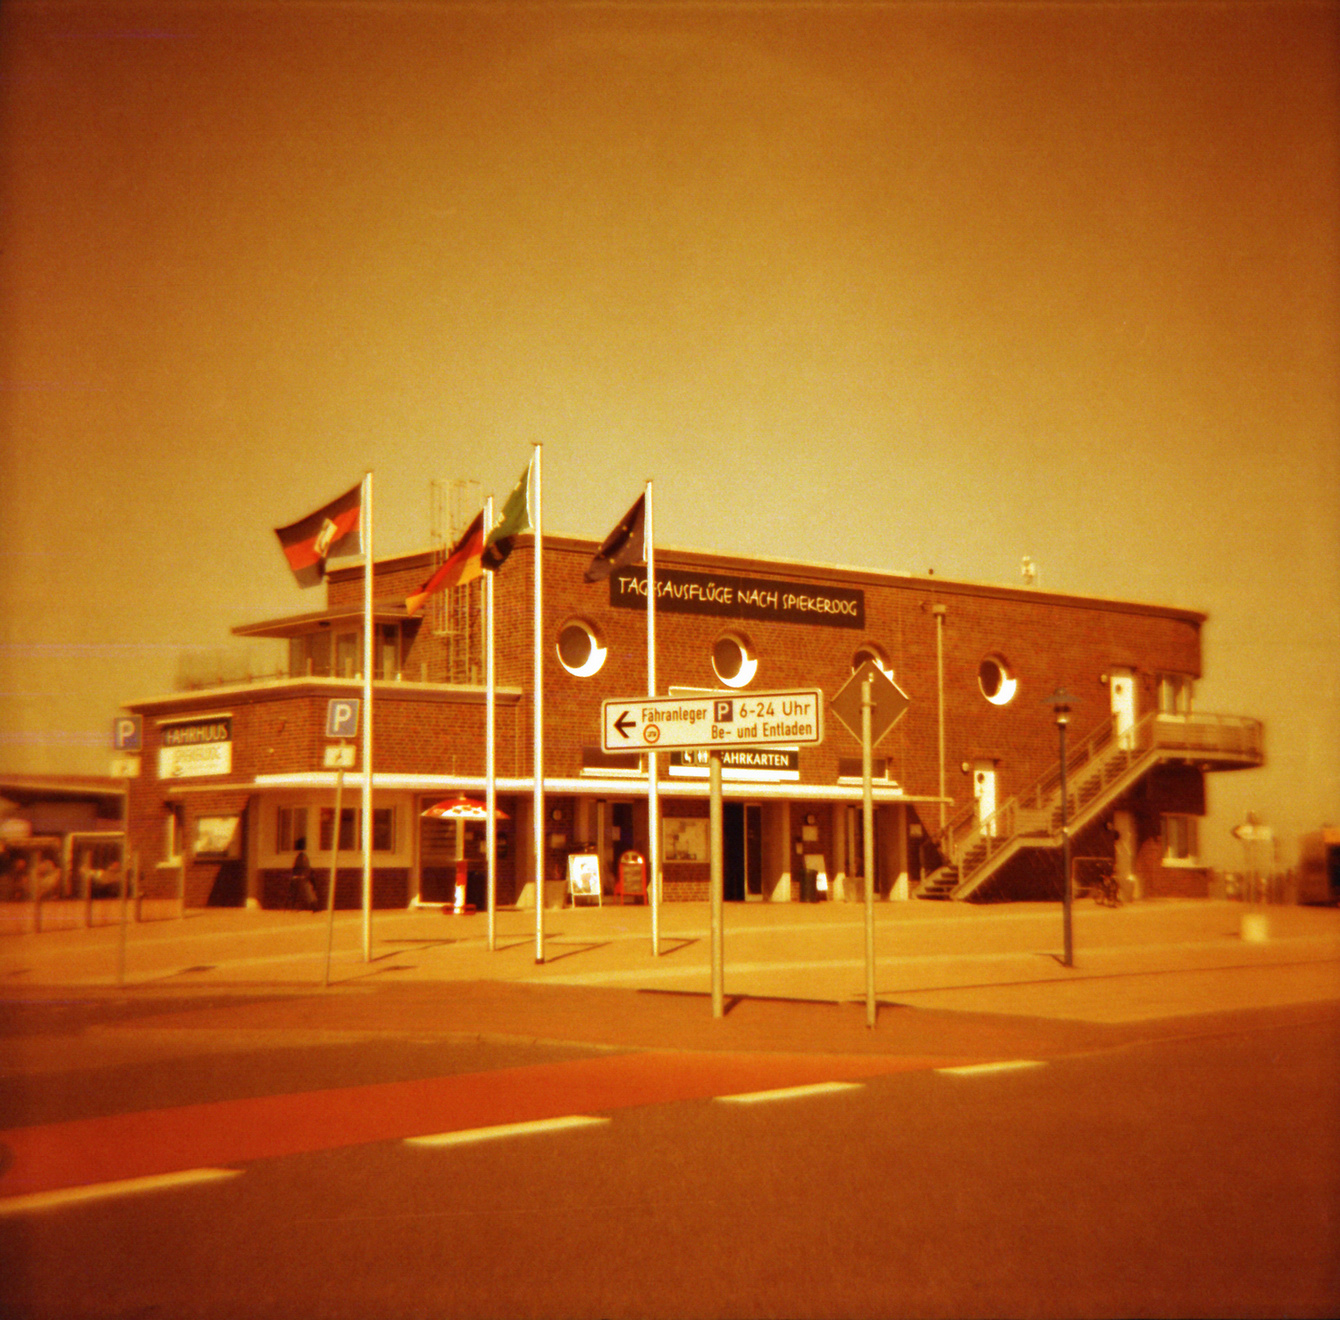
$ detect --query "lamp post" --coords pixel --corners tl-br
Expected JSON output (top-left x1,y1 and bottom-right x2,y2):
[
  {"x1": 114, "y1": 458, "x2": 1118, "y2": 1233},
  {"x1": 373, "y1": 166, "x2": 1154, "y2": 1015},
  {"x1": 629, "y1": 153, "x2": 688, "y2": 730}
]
[{"x1": 1047, "y1": 688, "x2": 1076, "y2": 968}]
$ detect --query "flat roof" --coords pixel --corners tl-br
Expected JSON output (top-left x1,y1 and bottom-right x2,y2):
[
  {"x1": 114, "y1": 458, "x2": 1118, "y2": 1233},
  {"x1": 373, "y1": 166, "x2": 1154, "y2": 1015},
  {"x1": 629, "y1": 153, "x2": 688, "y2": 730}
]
[
  {"x1": 233, "y1": 604, "x2": 415, "y2": 639},
  {"x1": 328, "y1": 533, "x2": 1206, "y2": 627}
]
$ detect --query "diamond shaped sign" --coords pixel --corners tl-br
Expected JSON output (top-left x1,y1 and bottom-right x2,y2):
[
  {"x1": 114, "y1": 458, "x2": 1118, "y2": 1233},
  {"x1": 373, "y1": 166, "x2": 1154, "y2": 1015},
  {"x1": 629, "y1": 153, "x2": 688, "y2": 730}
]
[{"x1": 830, "y1": 661, "x2": 910, "y2": 748}]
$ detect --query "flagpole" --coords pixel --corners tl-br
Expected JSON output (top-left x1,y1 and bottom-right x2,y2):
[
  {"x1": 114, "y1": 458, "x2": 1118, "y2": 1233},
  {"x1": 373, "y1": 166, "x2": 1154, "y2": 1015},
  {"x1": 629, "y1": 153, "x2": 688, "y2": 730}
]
[
  {"x1": 646, "y1": 479, "x2": 660, "y2": 957},
  {"x1": 532, "y1": 444, "x2": 545, "y2": 964},
  {"x1": 485, "y1": 493, "x2": 497, "y2": 954},
  {"x1": 361, "y1": 470, "x2": 373, "y2": 963}
]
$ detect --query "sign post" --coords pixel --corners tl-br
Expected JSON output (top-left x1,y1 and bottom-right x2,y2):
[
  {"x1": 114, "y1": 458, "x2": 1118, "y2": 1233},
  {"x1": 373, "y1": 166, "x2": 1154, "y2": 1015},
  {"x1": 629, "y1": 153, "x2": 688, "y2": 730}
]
[
  {"x1": 861, "y1": 679, "x2": 876, "y2": 1026},
  {"x1": 324, "y1": 699, "x2": 359, "y2": 988},
  {"x1": 710, "y1": 750, "x2": 724, "y2": 1018},
  {"x1": 1233, "y1": 815, "x2": 1274, "y2": 904},
  {"x1": 602, "y1": 689, "x2": 824, "y2": 1018},
  {"x1": 830, "y1": 661, "x2": 911, "y2": 1028}
]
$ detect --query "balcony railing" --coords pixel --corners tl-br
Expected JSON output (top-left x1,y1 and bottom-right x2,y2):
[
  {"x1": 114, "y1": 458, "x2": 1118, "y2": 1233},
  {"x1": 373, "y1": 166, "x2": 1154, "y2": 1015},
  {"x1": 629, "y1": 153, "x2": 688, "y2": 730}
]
[{"x1": 938, "y1": 710, "x2": 1264, "y2": 873}]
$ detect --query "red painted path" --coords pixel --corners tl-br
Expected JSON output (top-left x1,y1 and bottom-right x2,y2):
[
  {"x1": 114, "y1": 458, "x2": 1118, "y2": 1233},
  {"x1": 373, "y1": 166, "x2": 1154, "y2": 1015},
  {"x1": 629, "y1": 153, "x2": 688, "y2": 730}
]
[{"x1": 0, "y1": 1050, "x2": 979, "y2": 1200}]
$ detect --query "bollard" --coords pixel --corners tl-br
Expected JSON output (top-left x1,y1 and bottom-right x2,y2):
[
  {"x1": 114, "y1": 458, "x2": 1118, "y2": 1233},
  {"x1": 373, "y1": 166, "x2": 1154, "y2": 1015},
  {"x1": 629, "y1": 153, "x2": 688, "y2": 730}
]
[{"x1": 1240, "y1": 911, "x2": 1269, "y2": 943}]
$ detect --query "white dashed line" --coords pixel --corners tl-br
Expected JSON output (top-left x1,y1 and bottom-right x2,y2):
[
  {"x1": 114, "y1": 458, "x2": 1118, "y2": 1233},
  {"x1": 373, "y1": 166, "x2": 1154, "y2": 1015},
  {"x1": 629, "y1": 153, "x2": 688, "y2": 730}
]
[
  {"x1": 713, "y1": 1081, "x2": 866, "y2": 1104},
  {"x1": 936, "y1": 1060, "x2": 1045, "y2": 1076},
  {"x1": 0, "y1": 1168, "x2": 242, "y2": 1217},
  {"x1": 405, "y1": 1115, "x2": 611, "y2": 1147}
]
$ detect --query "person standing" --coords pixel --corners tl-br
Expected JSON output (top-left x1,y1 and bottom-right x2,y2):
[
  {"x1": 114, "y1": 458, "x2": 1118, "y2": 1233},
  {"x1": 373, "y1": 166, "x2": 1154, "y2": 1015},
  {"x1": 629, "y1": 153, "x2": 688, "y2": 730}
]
[{"x1": 290, "y1": 839, "x2": 319, "y2": 911}]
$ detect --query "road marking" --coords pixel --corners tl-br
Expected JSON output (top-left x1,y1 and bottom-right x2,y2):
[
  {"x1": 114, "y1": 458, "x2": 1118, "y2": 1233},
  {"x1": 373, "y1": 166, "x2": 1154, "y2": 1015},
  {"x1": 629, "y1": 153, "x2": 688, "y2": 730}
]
[
  {"x1": 936, "y1": 1060, "x2": 1044, "y2": 1076},
  {"x1": 0, "y1": 1053, "x2": 962, "y2": 1200},
  {"x1": 0, "y1": 1167, "x2": 241, "y2": 1217},
  {"x1": 714, "y1": 1081, "x2": 865, "y2": 1104},
  {"x1": 406, "y1": 1115, "x2": 610, "y2": 1147}
]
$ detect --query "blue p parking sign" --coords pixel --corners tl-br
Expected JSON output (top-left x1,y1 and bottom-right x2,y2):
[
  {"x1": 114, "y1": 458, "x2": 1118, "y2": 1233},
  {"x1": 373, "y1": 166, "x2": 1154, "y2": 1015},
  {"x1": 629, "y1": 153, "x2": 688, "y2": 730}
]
[{"x1": 326, "y1": 698, "x2": 361, "y2": 739}]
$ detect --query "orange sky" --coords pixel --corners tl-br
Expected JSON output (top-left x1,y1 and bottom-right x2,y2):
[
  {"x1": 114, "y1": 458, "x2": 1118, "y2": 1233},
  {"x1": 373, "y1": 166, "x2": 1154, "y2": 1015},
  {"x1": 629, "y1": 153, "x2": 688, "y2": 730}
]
[{"x1": 2, "y1": 0, "x2": 1336, "y2": 865}]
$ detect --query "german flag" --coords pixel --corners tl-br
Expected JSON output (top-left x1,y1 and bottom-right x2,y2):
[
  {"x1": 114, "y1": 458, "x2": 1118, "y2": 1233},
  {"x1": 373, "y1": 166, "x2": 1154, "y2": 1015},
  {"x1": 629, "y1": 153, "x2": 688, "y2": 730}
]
[{"x1": 407, "y1": 510, "x2": 485, "y2": 616}]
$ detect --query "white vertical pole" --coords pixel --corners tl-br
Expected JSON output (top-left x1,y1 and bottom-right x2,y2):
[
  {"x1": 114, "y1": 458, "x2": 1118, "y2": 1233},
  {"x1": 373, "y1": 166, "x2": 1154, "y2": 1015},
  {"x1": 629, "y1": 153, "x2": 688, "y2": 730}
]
[
  {"x1": 485, "y1": 494, "x2": 497, "y2": 953},
  {"x1": 933, "y1": 604, "x2": 947, "y2": 833},
  {"x1": 324, "y1": 763, "x2": 345, "y2": 987},
  {"x1": 710, "y1": 749, "x2": 723, "y2": 1018},
  {"x1": 646, "y1": 479, "x2": 660, "y2": 957},
  {"x1": 863, "y1": 675, "x2": 876, "y2": 1028},
  {"x1": 362, "y1": 471, "x2": 374, "y2": 963},
  {"x1": 532, "y1": 445, "x2": 545, "y2": 964}
]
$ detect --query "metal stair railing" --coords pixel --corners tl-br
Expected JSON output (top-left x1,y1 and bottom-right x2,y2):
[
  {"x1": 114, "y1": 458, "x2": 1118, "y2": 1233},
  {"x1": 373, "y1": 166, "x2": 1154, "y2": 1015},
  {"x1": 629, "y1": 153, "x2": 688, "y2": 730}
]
[{"x1": 926, "y1": 710, "x2": 1264, "y2": 898}]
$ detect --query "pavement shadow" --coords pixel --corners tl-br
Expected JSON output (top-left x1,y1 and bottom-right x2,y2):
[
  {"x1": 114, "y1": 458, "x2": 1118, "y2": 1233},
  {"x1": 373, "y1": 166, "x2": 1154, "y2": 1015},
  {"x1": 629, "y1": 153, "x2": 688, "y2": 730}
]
[
  {"x1": 542, "y1": 941, "x2": 612, "y2": 964},
  {"x1": 656, "y1": 938, "x2": 699, "y2": 958}
]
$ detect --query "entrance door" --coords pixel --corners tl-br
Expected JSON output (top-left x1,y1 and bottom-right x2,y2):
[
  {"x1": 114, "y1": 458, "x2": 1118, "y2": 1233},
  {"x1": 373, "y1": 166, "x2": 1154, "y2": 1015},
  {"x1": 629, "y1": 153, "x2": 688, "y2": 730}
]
[
  {"x1": 722, "y1": 803, "x2": 763, "y2": 902},
  {"x1": 973, "y1": 761, "x2": 998, "y2": 837},
  {"x1": 744, "y1": 804, "x2": 762, "y2": 897},
  {"x1": 609, "y1": 802, "x2": 636, "y2": 880},
  {"x1": 724, "y1": 803, "x2": 745, "y2": 902},
  {"x1": 1111, "y1": 668, "x2": 1136, "y2": 749}
]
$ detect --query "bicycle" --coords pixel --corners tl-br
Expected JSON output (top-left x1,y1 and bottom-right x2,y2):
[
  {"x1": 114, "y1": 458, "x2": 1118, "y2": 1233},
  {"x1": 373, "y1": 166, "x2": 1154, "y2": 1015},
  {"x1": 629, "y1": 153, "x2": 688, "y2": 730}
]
[
  {"x1": 1073, "y1": 856, "x2": 1121, "y2": 906},
  {"x1": 1092, "y1": 863, "x2": 1121, "y2": 907}
]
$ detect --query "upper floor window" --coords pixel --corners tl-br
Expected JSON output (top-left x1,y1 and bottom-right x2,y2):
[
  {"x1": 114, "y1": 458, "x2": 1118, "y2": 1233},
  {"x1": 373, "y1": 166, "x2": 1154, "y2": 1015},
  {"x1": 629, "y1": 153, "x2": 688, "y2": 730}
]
[
  {"x1": 1158, "y1": 673, "x2": 1194, "y2": 715},
  {"x1": 289, "y1": 626, "x2": 401, "y2": 680},
  {"x1": 978, "y1": 654, "x2": 1018, "y2": 706},
  {"x1": 557, "y1": 620, "x2": 607, "y2": 677},
  {"x1": 712, "y1": 633, "x2": 757, "y2": 688},
  {"x1": 851, "y1": 644, "x2": 893, "y2": 680}
]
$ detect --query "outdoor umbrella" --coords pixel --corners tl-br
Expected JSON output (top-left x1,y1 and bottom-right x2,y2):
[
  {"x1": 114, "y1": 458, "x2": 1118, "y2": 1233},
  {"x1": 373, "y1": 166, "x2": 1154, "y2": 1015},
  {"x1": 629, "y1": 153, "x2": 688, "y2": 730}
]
[{"x1": 420, "y1": 799, "x2": 508, "y2": 912}]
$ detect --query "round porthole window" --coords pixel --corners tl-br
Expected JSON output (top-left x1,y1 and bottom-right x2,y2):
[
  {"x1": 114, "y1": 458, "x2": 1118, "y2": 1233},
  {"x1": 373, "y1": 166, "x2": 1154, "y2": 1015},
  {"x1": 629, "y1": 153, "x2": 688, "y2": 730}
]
[
  {"x1": 556, "y1": 620, "x2": 606, "y2": 677},
  {"x1": 712, "y1": 633, "x2": 758, "y2": 688},
  {"x1": 978, "y1": 654, "x2": 1018, "y2": 706},
  {"x1": 852, "y1": 645, "x2": 893, "y2": 680}
]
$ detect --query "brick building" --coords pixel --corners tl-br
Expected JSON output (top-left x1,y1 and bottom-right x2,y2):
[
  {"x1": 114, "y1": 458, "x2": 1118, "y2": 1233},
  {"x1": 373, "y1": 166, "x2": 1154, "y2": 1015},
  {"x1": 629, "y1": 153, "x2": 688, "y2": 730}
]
[{"x1": 121, "y1": 535, "x2": 1263, "y2": 911}]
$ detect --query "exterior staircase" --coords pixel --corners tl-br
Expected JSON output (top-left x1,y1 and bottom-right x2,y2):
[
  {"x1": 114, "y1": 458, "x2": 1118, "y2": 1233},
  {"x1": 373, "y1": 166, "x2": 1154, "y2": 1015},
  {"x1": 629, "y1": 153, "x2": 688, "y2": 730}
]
[{"x1": 918, "y1": 711, "x2": 1264, "y2": 901}]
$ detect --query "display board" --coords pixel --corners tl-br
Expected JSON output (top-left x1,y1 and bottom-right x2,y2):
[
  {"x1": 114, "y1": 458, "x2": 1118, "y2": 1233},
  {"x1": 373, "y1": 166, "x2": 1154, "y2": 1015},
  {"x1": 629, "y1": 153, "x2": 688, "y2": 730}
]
[{"x1": 567, "y1": 853, "x2": 602, "y2": 906}]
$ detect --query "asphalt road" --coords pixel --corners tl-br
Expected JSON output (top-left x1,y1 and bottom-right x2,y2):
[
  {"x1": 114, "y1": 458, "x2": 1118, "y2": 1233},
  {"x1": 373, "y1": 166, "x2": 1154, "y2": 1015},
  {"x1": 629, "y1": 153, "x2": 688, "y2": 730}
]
[{"x1": 2, "y1": 998, "x2": 1337, "y2": 1319}]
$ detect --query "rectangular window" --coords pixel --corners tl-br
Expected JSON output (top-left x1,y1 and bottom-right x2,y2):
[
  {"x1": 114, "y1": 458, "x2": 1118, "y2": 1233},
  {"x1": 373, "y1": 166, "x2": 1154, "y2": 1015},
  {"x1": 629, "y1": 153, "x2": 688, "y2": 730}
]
[
  {"x1": 290, "y1": 626, "x2": 399, "y2": 680},
  {"x1": 838, "y1": 757, "x2": 889, "y2": 783},
  {"x1": 377, "y1": 624, "x2": 399, "y2": 680},
  {"x1": 288, "y1": 633, "x2": 332, "y2": 678},
  {"x1": 165, "y1": 804, "x2": 184, "y2": 862},
  {"x1": 1158, "y1": 674, "x2": 1194, "y2": 715},
  {"x1": 318, "y1": 807, "x2": 395, "y2": 852},
  {"x1": 320, "y1": 807, "x2": 358, "y2": 852},
  {"x1": 1163, "y1": 814, "x2": 1199, "y2": 865},
  {"x1": 334, "y1": 632, "x2": 360, "y2": 679},
  {"x1": 277, "y1": 806, "x2": 308, "y2": 853}
]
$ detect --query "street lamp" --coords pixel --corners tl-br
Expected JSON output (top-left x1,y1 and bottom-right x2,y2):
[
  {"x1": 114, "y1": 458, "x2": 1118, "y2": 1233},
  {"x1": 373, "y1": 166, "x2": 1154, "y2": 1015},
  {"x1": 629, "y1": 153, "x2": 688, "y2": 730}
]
[{"x1": 1046, "y1": 688, "x2": 1077, "y2": 968}]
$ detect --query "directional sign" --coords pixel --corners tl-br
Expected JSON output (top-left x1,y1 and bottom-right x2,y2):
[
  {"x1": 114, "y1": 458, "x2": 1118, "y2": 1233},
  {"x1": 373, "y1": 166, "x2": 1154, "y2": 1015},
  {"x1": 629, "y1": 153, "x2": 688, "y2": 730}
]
[
  {"x1": 829, "y1": 660, "x2": 910, "y2": 748},
  {"x1": 1232, "y1": 821, "x2": 1274, "y2": 843},
  {"x1": 601, "y1": 689, "x2": 824, "y2": 753}
]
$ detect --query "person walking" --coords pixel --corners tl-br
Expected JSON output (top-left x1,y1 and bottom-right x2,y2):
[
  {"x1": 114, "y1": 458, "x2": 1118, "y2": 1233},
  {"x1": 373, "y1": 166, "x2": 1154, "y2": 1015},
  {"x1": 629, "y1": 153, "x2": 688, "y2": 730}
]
[{"x1": 290, "y1": 839, "x2": 319, "y2": 911}]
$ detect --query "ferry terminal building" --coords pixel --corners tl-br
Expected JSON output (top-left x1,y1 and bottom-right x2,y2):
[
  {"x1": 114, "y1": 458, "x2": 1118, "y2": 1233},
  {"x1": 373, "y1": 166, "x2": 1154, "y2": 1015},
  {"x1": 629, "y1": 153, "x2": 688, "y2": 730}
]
[{"x1": 122, "y1": 536, "x2": 1264, "y2": 912}]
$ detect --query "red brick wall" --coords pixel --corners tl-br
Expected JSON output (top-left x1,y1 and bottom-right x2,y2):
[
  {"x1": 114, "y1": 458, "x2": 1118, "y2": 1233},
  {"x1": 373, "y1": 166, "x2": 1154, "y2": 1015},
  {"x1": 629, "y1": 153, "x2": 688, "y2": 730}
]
[
  {"x1": 525, "y1": 538, "x2": 1202, "y2": 811},
  {"x1": 126, "y1": 535, "x2": 1210, "y2": 906}
]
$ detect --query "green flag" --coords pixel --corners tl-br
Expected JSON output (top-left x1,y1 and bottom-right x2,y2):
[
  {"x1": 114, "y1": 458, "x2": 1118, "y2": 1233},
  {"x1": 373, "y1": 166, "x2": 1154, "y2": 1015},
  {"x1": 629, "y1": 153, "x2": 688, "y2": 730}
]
[{"x1": 482, "y1": 457, "x2": 533, "y2": 571}]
